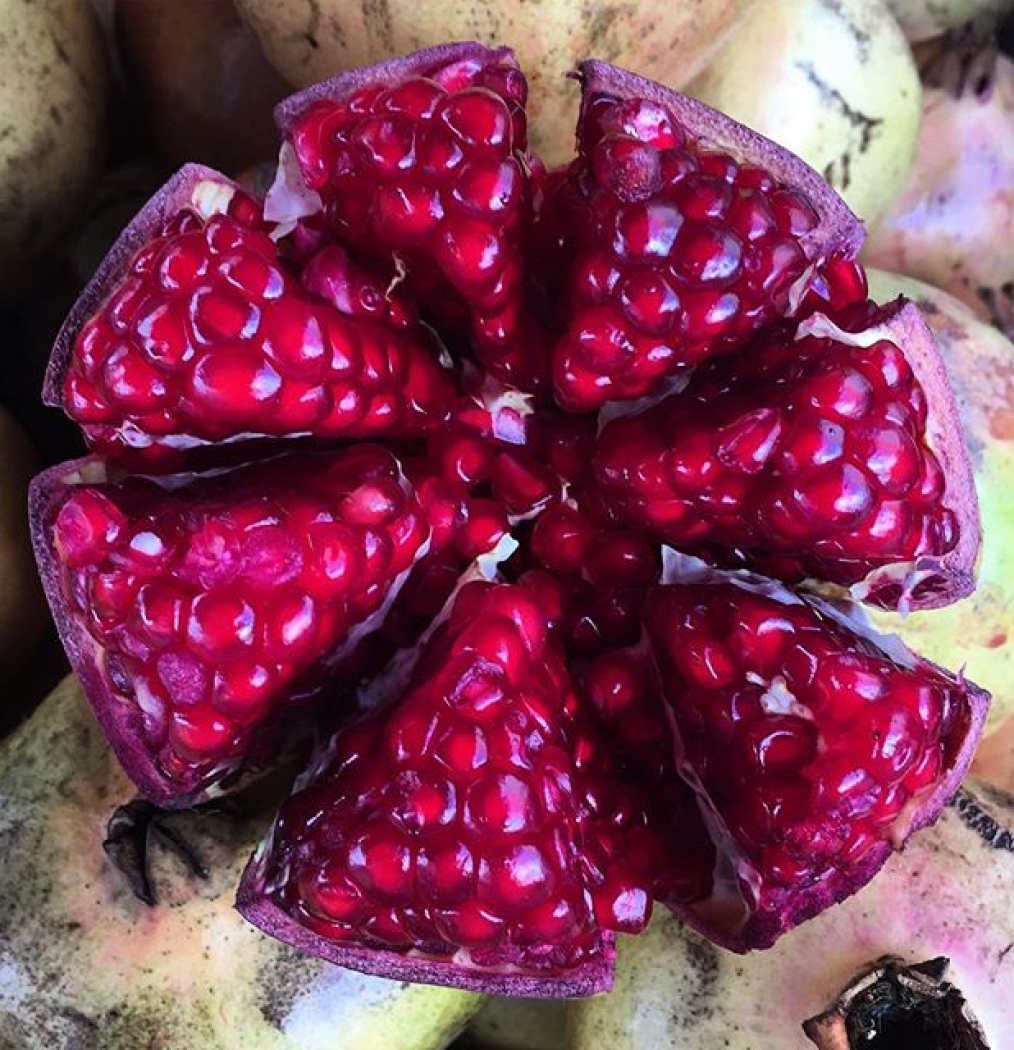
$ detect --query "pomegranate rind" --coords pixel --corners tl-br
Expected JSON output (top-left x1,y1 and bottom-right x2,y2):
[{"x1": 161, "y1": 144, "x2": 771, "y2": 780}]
[
  {"x1": 799, "y1": 299, "x2": 981, "y2": 611},
  {"x1": 235, "y1": 859, "x2": 616, "y2": 998},
  {"x1": 29, "y1": 458, "x2": 188, "y2": 806},
  {"x1": 576, "y1": 60, "x2": 866, "y2": 266},
  {"x1": 273, "y1": 40, "x2": 518, "y2": 136},
  {"x1": 42, "y1": 163, "x2": 238, "y2": 411},
  {"x1": 652, "y1": 552, "x2": 990, "y2": 953}
]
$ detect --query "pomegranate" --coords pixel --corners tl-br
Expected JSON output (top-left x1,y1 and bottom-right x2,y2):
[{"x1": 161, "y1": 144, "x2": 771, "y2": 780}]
[
  {"x1": 34, "y1": 44, "x2": 987, "y2": 995},
  {"x1": 233, "y1": 0, "x2": 761, "y2": 166},
  {"x1": 570, "y1": 779, "x2": 1014, "y2": 1048},
  {"x1": 642, "y1": 554, "x2": 987, "y2": 952},
  {"x1": 0, "y1": 676, "x2": 483, "y2": 1049},
  {"x1": 864, "y1": 269, "x2": 1014, "y2": 733},
  {"x1": 687, "y1": 0, "x2": 922, "y2": 229},
  {"x1": 31, "y1": 447, "x2": 431, "y2": 806},
  {"x1": 863, "y1": 36, "x2": 1014, "y2": 339}
]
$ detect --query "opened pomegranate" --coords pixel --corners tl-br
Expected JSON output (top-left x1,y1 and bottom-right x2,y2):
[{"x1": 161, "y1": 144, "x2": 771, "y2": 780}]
[
  {"x1": 593, "y1": 300, "x2": 978, "y2": 610},
  {"x1": 33, "y1": 41, "x2": 986, "y2": 996}
]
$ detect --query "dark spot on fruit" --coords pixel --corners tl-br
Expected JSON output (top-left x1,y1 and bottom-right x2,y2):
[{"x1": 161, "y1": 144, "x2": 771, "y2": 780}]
[{"x1": 953, "y1": 788, "x2": 1014, "y2": 851}]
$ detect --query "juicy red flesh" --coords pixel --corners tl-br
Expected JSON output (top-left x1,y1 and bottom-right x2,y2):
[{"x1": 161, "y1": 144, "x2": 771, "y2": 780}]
[
  {"x1": 257, "y1": 582, "x2": 648, "y2": 979},
  {"x1": 286, "y1": 53, "x2": 548, "y2": 391},
  {"x1": 551, "y1": 93, "x2": 822, "y2": 410},
  {"x1": 645, "y1": 581, "x2": 973, "y2": 946},
  {"x1": 51, "y1": 448, "x2": 428, "y2": 802},
  {"x1": 63, "y1": 184, "x2": 455, "y2": 466},
  {"x1": 594, "y1": 314, "x2": 956, "y2": 589}
]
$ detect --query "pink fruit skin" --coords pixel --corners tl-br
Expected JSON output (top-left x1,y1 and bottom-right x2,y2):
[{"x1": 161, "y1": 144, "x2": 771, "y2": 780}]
[{"x1": 863, "y1": 54, "x2": 1014, "y2": 338}]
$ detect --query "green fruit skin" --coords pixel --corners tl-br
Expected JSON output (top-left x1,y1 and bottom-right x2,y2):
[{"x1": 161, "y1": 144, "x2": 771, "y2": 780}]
[
  {"x1": 0, "y1": 677, "x2": 484, "y2": 1050},
  {"x1": 467, "y1": 997, "x2": 567, "y2": 1050}
]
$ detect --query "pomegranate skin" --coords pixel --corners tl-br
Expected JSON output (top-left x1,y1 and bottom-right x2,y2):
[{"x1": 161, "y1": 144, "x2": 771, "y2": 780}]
[
  {"x1": 863, "y1": 52, "x2": 1014, "y2": 339},
  {"x1": 570, "y1": 780, "x2": 1014, "y2": 1048}
]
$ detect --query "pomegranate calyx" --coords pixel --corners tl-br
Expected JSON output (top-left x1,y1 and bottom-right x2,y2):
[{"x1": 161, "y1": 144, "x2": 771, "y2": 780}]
[
  {"x1": 802, "y1": 956, "x2": 990, "y2": 1050},
  {"x1": 103, "y1": 797, "x2": 209, "y2": 906}
]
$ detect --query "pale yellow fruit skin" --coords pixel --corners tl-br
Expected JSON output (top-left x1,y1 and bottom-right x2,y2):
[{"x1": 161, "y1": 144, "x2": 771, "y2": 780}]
[
  {"x1": 0, "y1": 0, "x2": 107, "y2": 302},
  {"x1": 0, "y1": 406, "x2": 45, "y2": 685},
  {"x1": 233, "y1": 0, "x2": 758, "y2": 166},
  {"x1": 864, "y1": 269, "x2": 1014, "y2": 734},
  {"x1": 0, "y1": 677, "x2": 484, "y2": 1050},
  {"x1": 885, "y1": 0, "x2": 1014, "y2": 40},
  {"x1": 687, "y1": 0, "x2": 920, "y2": 230},
  {"x1": 468, "y1": 997, "x2": 566, "y2": 1050},
  {"x1": 568, "y1": 782, "x2": 1014, "y2": 1048}
]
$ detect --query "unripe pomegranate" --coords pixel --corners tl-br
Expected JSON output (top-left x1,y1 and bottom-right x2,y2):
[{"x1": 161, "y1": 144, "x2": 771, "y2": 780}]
[
  {"x1": 687, "y1": 0, "x2": 921, "y2": 229},
  {"x1": 864, "y1": 269, "x2": 1014, "y2": 734}
]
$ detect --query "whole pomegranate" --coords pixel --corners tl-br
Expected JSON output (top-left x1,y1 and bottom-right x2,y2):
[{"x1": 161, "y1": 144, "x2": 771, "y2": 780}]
[
  {"x1": 687, "y1": 0, "x2": 921, "y2": 229},
  {"x1": 863, "y1": 39, "x2": 1014, "y2": 338},
  {"x1": 31, "y1": 42, "x2": 988, "y2": 996}
]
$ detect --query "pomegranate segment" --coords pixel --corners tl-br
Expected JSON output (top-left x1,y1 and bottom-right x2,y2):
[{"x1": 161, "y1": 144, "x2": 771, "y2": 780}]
[
  {"x1": 644, "y1": 561, "x2": 989, "y2": 952},
  {"x1": 273, "y1": 42, "x2": 548, "y2": 392},
  {"x1": 30, "y1": 448, "x2": 430, "y2": 806},
  {"x1": 550, "y1": 61, "x2": 865, "y2": 411},
  {"x1": 238, "y1": 581, "x2": 650, "y2": 995},
  {"x1": 46, "y1": 165, "x2": 455, "y2": 469},
  {"x1": 594, "y1": 301, "x2": 979, "y2": 611}
]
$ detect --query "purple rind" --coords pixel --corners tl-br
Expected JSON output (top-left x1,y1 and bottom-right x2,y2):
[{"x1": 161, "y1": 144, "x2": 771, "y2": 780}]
[
  {"x1": 652, "y1": 554, "x2": 991, "y2": 953},
  {"x1": 43, "y1": 163, "x2": 239, "y2": 410},
  {"x1": 28, "y1": 457, "x2": 203, "y2": 808},
  {"x1": 274, "y1": 41, "x2": 518, "y2": 134},
  {"x1": 577, "y1": 60, "x2": 866, "y2": 266},
  {"x1": 235, "y1": 851, "x2": 615, "y2": 997},
  {"x1": 860, "y1": 299, "x2": 981, "y2": 611}
]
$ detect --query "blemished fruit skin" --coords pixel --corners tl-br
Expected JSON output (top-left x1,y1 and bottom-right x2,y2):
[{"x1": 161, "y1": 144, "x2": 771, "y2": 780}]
[
  {"x1": 232, "y1": 0, "x2": 759, "y2": 166},
  {"x1": 0, "y1": 676, "x2": 484, "y2": 1050},
  {"x1": 885, "y1": 0, "x2": 1014, "y2": 40},
  {"x1": 0, "y1": 0, "x2": 108, "y2": 303},
  {"x1": 568, "y1": 779, "x2": 1014, "y2": 1048},
  {"x1": 687, "y1": 0, "x2": 921, "y2": 230},
  {"x1": 864, "y1": 269, "x2": 1014, "y2": 734}
]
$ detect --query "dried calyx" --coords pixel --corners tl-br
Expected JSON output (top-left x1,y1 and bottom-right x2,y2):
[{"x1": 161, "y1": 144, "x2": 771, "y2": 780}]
[{"x1": 803, "y1": 956, "x2": 989, "y2": 1050}]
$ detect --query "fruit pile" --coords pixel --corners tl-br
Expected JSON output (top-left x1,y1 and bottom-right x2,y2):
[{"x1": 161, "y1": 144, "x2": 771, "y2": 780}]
[{"x1": 31, "y1": 41, "x2": 990, "y2": 997}]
